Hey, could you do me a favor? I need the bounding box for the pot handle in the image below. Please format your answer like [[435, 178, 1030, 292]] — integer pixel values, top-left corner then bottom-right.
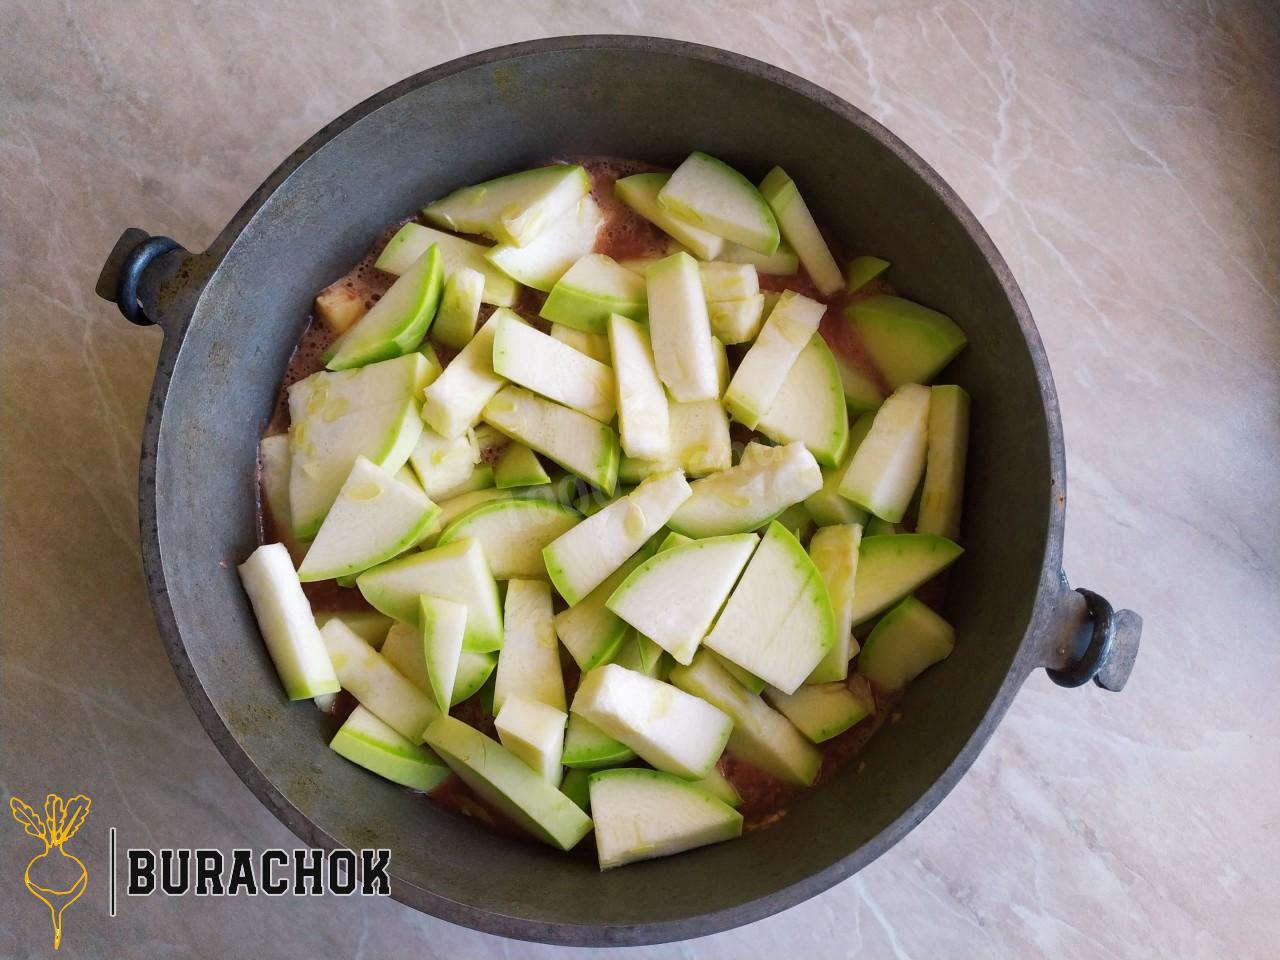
[[1041, 574, 1142, 691], [95, 227, 194, 329]]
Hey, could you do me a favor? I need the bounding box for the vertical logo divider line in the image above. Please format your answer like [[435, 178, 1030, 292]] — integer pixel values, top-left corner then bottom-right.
[[110, 827, 117, 917]]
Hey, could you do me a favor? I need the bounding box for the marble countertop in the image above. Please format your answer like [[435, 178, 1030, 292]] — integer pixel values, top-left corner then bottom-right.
[[2, 2, 1276, 957]]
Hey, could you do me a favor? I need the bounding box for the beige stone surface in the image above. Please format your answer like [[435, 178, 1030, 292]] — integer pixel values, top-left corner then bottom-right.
[[2, 2, 1277, 957]]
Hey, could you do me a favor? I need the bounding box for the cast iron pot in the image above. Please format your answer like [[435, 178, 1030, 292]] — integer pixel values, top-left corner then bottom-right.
[[95, 36, 1142, 946]]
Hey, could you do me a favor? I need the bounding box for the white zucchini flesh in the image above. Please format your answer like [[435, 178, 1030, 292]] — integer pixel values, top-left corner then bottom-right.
[[320, 619, 439, 740], [589, 767, 743, 870], [238, 543, 339, 700], [571, 664, 732, 780]]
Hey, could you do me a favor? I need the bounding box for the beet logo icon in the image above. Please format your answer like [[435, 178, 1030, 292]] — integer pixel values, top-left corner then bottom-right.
[[10, 794, 91, 950]]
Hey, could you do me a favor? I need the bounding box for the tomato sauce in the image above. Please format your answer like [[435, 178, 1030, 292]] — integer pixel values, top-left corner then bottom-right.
[[573, 155, 669, 261], [257, 156, 912, 840], [426, 775, 532, 841]]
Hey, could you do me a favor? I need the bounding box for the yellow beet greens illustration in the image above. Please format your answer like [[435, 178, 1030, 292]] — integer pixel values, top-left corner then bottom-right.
[[10, 793, 91, 950]]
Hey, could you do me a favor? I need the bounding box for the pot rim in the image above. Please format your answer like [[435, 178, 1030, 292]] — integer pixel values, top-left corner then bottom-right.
[[136, 35, 1067, 946]]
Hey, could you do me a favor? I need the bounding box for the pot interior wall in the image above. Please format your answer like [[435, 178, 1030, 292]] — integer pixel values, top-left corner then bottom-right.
[[154, 44, 1051, 932]]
